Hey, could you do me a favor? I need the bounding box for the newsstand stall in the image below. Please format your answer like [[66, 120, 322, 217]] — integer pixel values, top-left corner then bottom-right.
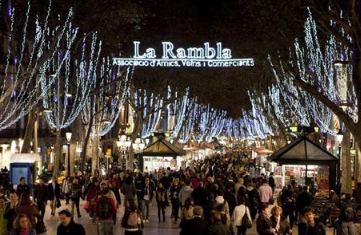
[[137, 136, 185, 172], [269, 136, 339, 193]]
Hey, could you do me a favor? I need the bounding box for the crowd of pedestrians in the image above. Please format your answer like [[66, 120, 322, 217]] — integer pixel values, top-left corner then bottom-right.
[[1, 152, 361, 235]]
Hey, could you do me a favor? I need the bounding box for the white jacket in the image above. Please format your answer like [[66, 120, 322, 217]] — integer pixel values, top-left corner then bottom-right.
[[232, 204, 252, 227]]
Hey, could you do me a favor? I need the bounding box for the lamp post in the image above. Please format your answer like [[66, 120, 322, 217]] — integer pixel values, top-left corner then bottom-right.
[[66, 132, 72, 176], [336, 129, 343, 188], [116, 135, 131, 169]]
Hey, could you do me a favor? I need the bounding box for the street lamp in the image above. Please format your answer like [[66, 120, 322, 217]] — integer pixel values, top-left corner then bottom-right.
[[66, 131, 72, 176], [117, 135, 132, 169], [336, 130, 344, 143]]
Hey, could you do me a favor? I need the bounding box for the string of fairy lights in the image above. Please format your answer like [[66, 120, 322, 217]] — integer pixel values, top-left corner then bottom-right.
[[1, 2, 359, 146], [42, 32, 101, 130], [0, 0, 77, 131]]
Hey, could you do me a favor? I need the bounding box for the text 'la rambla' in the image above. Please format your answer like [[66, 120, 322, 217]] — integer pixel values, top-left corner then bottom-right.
[[133, 41, 232, 59]]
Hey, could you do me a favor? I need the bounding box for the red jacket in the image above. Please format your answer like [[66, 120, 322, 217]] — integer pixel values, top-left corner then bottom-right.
[[94, 196, 117, 221]]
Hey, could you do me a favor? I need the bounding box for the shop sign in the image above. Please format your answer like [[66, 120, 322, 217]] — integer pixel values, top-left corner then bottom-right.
[[113, 41, 255, 68]]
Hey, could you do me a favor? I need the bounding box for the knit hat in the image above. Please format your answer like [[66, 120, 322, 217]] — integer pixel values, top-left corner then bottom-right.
[[193, 206, 204, 216]]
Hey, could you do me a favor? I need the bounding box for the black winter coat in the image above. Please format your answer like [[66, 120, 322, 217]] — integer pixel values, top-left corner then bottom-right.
[[180, 217, 208, 235], [48, 182, 61, 200], [208, 221, 228, 235], [34, 184, 48, 203], [298, 220, 326, 235], [256, 214, 274, 235], [57, 220, 86, 235]]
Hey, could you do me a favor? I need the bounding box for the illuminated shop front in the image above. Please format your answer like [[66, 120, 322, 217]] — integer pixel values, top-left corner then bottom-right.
[[137, 137, 185, 172], [269, 136, 339, 192]]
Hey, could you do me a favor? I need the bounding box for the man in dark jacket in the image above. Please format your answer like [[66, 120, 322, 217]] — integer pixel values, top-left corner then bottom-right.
[[159, 172, 171, 190], [192, 182, 208, 208], [48, 176, 61, 216], [296, 186, 312, 216], [16, 177, 30, 197], [180, 206, 208, 235], [269, 172, 276, 193], [298, 207, 326, 235], [223, 183, 236, 215], [134, 173, 144, 205], [34, 177, 49, 220], [281, 185, 296, 228], [4, 191, 18, 233], [57, 209, 86, 235]]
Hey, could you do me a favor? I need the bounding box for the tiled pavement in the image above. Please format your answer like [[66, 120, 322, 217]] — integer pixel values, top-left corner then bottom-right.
[[41, 197, 335, 235]]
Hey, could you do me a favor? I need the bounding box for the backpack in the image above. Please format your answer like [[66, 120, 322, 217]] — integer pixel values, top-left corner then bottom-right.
[[345, 206, 355, 222], [127, 211, 139, 228], [96, 196, 111, 220]]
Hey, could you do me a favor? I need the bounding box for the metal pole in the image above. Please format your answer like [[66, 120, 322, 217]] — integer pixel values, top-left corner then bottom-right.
[[67, 143, 70, 176]]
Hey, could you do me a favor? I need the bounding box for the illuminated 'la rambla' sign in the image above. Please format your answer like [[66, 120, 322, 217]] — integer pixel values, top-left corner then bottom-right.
[[112, 41, 254, 68]]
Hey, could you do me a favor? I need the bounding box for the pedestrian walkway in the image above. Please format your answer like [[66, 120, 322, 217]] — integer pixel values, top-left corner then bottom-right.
[[42, 198, 334, 235]]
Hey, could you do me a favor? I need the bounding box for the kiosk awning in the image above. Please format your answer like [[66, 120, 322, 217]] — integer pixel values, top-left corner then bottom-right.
[[269, 136, 338, 165], [141, 138, 186, 156], [10, 154, 41, 163]]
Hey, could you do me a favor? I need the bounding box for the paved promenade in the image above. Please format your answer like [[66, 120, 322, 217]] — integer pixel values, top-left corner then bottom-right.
[[41, 197, 334, 235]]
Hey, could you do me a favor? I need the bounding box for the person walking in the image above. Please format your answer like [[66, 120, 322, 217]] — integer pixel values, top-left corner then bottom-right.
[[339, 194, 356, 235], [69, 179, 82, 218], [62, 176, 71, 205], [208, 210, 229, 235], [48, 176, 61, 216], [256, 204, 276, 235], [192, 181, 208, 209], [15, 177, 29, 197], [269, 173, 276, 193], [121, 176, 136, 208], [134, 173, 144, 207], [34, 177, 48, 220], [9, 214, 36, 235], [169, 180, 181, 224], [180, 197, 194, 225], [94, 188, 117, 235], [121, 200, 143, 235], [15, 193, 40, 228], [280, 185, 296, 228], [84, 177, 99, 220], [179, 180, 193, 209], [140, 176, 154, 224], [232, 197, 252, 235], [0, 196, 8, 235], [246, 182, 260, 220], [180, 206, 208, 235], [155, 182, 168, 223], [296, 186, 312, 222], [258, 179, 273, 205], [4, 191, 19, 234], [270, 206, 292, 235], [57, 210, 86, 235]]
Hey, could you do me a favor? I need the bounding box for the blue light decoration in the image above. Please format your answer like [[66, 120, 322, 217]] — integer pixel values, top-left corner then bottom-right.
[[137, 89, 164, 138], [0, 0, 79, 132], [81, 59, 131, 137], [268, 8, 357, 136], [41, 30, 101, 130]]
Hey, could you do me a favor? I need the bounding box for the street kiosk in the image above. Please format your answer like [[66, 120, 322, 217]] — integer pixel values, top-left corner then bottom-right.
[[269, 136, 339, 192]]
